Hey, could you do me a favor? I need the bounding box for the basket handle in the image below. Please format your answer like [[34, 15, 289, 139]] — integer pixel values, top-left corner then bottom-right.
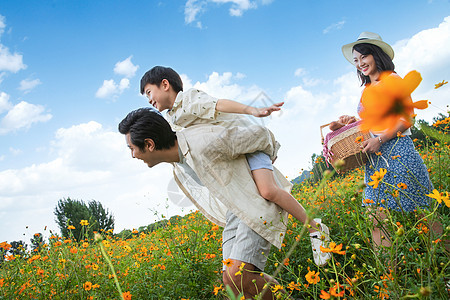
[[320, 123, 332, 144]]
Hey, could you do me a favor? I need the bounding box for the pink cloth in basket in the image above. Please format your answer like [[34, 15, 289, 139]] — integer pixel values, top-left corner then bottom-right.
[[322, 120, 362, 166]]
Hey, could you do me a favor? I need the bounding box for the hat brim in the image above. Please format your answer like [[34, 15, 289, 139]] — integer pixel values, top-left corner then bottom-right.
[[342, 39, 394, 65]]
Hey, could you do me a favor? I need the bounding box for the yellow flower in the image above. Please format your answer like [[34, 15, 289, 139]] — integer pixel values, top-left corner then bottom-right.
[[426, 189, 450, 207], [368, 168, 387, 189], [80, 220, 89, 226], [434, 80, 448, 89], [360, 71, 428, 134], [213, 284, 223, 295], [305, 268, 320, 284], [67, 225, 75, 230], [271, 284, 283, 293]]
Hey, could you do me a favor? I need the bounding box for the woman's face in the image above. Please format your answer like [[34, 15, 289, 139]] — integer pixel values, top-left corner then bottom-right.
[[352, 49, 380, 82]]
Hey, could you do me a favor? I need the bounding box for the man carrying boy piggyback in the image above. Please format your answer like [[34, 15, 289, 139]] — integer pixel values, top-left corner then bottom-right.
[[125, 66, 331, 298]]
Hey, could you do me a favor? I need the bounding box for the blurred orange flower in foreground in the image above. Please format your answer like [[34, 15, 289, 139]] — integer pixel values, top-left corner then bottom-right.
[[360, 71, 428, 134]]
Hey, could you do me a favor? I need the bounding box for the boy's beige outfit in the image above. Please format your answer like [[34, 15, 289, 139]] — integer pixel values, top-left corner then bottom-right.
[[169, 88, 291, 249]]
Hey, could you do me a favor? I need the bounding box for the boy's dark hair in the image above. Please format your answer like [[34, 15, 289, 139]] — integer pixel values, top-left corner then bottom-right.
[[353, 43, 395, 86], [118, 108, 177, 152], [140, 66, 183, 94]]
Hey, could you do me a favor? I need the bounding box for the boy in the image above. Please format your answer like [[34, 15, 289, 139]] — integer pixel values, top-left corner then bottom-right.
[[140, 66, 331, 266]]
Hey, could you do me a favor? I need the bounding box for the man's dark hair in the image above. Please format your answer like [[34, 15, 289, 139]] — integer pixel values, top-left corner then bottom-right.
[[140, 66, 183, 94], [353, 43, 395, 86], [118, 108, 177, 151]]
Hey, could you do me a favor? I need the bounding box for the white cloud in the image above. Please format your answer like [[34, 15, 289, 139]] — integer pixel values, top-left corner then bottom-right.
[[187, 71, 262, 102], [18, 78, 42, 93], [114, 56, 139, 78], [184, 0, 270, 25], [0, 14, 5, 36], [9, 147, 22, 156], [0, 91, 12, 114], [323, 20, 346, 34], [0, 44, 27, 73], [96, 57, 134, 99], [95, 78, 129, 99], [185, 0, 206, 27], [0, 121, 191, 243], [392, 16, 450, 122], [294, 68, 306, 77], [0, 101, 52, 135]]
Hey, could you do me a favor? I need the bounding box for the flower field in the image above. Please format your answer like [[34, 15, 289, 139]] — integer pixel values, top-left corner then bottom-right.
[[0, 117, 449, 299]]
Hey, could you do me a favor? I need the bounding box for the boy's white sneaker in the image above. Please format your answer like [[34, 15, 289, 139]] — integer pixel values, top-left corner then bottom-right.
[[309, 218, 331, 266]]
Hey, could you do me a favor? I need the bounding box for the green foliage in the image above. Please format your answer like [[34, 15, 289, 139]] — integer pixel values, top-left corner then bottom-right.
[[88, 200, 115, 234], [30, 233, 44, 252], [54, 197, 114, 241]]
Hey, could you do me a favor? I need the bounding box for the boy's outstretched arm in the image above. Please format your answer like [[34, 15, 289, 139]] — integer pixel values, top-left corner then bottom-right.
[[215, 99, 284, 117]]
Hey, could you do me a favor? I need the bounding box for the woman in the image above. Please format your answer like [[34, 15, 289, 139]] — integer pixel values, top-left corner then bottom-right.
[[338, 32, 434, 249]]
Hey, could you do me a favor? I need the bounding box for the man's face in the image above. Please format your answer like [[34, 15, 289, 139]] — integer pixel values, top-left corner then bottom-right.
[[125, 133, 158, 168], [143, 81, 173, 112]]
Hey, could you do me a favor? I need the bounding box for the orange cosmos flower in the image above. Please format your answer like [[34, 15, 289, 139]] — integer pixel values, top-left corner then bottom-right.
[[67, 225, 75, 230], [397, 183, 407, 190], [305, 268, 320, 284], [287, 281, 301, 291], [83, 281, 92, 291], [222, 258, 234, 267], [0, 242, 12, 250], [320, 242, 346, 255], [320, 290, 331, 299], [122, 291, 132, 300], [355, 136, 364, 143], [434, 80, 448, 89], [359, 71, 428, 134], [368, 168, 387, 189], [330, 283, 345, 297]]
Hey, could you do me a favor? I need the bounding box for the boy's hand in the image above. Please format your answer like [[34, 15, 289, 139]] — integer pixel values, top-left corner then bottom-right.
[[252, 102, 284, 117], [338, 115, 357, 125]]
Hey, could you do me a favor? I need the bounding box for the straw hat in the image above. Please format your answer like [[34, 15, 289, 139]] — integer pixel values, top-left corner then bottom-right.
[[342, 32, 394, 64]]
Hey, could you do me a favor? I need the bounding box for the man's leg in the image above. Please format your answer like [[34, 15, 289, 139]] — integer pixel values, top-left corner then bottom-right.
[[223, 259, 279, 300], [222, 211, 278, 299]]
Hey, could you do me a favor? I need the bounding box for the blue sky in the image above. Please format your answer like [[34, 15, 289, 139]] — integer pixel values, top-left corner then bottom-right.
[[0, 0, 449, 243]]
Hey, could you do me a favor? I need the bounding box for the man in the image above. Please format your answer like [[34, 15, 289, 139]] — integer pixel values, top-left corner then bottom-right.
[[119, 107, 293, 299]]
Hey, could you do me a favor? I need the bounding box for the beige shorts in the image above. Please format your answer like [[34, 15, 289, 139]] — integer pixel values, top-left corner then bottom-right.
[[222, 211, 271, 272]]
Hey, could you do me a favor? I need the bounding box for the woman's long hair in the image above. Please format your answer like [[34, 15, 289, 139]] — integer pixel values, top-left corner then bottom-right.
[[353, 43, 395, 86]]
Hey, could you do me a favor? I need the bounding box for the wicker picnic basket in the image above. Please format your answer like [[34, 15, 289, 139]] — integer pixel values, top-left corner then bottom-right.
[[320, 120, 371, 174]]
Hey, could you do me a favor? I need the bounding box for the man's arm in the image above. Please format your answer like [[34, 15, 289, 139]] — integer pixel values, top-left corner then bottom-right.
[[215, 99, 284, 117]]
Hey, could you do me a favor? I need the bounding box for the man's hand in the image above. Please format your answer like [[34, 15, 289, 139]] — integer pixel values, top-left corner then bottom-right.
[[251, 102, 284, 117]]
